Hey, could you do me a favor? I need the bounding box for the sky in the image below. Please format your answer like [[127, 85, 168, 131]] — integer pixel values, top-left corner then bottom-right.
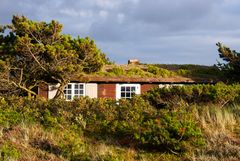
[[1, 0, 240, 65]]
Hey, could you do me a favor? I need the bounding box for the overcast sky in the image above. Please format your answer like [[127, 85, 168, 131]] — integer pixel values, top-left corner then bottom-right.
[[1, 0, 240, 65]]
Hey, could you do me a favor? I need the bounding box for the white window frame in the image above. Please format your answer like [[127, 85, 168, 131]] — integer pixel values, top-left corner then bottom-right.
[[64, 83, 85, 101], [48, 83, 60, 99], [116, 84, 141, 100], [159, 84, 183, 88]]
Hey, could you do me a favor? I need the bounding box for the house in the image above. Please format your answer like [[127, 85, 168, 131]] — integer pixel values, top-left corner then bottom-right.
[[38, 62, 219, 100]]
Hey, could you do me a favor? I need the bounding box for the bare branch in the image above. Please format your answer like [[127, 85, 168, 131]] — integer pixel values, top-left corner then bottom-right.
[[10, 81, 37, 96], [27, 28, 43, 44], [19, 68, 23, 84], [25, 43, 47, 72]]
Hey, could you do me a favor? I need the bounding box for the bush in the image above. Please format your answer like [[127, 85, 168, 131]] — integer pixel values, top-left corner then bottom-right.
[[144, 83, 240, 108], [134, 109, 205, 153], [72, 96, 205, 153], [176, 69, 191, 76], [0, 95, 205, 155], [108, 67, 126, 76], [0, 108, 22, 128], [127, 68, 150, 77], [147, 65, 175, 77], [0, 143, 20, 160]]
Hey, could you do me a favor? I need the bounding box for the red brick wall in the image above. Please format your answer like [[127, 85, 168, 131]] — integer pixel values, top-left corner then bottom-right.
[[98, 84, 116, 99], [141, 84, 158, 93], [38, 84, 48, 99], [37, 83, 157, 99]]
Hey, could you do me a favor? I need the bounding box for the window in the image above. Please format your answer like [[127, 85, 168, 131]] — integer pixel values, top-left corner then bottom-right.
[[64, 83, 85, 100], [116, 84, 140, 100], [159, 84, 183, 88]]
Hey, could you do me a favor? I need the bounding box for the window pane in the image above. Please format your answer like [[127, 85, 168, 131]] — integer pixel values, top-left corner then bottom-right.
[[126, 92, 130, 98], [119, 85, 138, 99], [131, 87, 136, 92], [80, 84, 84, 89], [80, 90, 84, 95], [75, 90, 78, 94], [68, 84, 71, 89], [67, 90, 71, 94], [75, 84, 78, 89], [67, 95, 71, 100]]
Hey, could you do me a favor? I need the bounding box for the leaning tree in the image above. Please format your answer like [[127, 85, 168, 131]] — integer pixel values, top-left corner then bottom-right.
[[0, 15, 109, 98], [216, 42, 240, 81]]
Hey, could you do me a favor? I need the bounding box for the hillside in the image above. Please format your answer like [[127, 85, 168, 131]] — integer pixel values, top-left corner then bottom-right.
[[1, 83, 240, 160]]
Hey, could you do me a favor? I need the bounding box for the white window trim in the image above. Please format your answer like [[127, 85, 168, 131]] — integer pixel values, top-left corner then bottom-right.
[[48, 83, 60, 99], [116, 84, 141, 100], [159, 84, 183, 88], [64, 83, 85, 101]]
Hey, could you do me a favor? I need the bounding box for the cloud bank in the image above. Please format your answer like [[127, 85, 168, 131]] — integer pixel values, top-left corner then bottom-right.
[[1, 0, 240, 65]]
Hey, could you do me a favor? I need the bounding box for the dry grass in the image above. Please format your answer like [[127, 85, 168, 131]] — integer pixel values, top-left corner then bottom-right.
[[192, 105, 240, 161], [0, 123, 65, 160], [0, 122, 180, 161]]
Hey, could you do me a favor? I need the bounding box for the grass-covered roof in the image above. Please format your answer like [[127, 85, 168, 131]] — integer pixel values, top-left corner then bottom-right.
[[72, 64, 223, 83]]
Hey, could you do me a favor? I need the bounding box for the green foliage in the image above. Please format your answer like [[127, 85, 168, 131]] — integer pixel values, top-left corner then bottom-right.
[[0, 109, 22, 128], [1, 82, 240, 159], [144, 83, 240, 108], [0, 95, 205, 156], [57, 130, 89, 160], [147, 65, 175, 77], [101, 66, 153, 77], [41, 109, 59, 129], [109, 66, 126, 76], [72, 96, 204, 154], [127, 68, 150, 76], [71, 36, 110, 73], [216, 42, 240, 81], [0, 82, 240, 160], [192, 66, 221, 77], [0, 143, 20, 160], [0, 60, 6, 72], [0, 15, 110, 98], [177, 65, 222, 78], [149, 64, 222, 79], [134, 109, 205, 153], [176, 69, 191, 76]]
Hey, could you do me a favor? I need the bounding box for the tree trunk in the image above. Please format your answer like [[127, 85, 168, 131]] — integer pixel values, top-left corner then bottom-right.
[[28, 92, 32, 99], [11, 81, 37, 98], [53, 81, 69, 99]]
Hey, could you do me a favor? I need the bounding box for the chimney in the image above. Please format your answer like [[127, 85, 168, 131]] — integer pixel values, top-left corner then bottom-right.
[[128, 59, 140, 65]]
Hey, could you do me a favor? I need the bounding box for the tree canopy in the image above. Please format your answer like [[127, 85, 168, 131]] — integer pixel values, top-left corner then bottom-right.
[[216, 42, 240, 81], [0, 15, 110, 98]]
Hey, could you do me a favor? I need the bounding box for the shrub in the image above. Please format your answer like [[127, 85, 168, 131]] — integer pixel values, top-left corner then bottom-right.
[[103, 97, 156, 139], [127, 68, 149, 77], [147, 65, 175, 77], [0, 143, 20, 160], [134, 109, 205, 153], [144, 83, 240, 108], [73, 96, 205, 154], [58, 130, 89, 160], [0, 95, 206, 156], [109, 67, 126, 76], [176, 69, 191, 76], [0, 108, 22, 128]]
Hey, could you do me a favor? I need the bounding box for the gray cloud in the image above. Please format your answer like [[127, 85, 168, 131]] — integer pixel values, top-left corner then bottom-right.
[[1, 0, 240, 65]]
